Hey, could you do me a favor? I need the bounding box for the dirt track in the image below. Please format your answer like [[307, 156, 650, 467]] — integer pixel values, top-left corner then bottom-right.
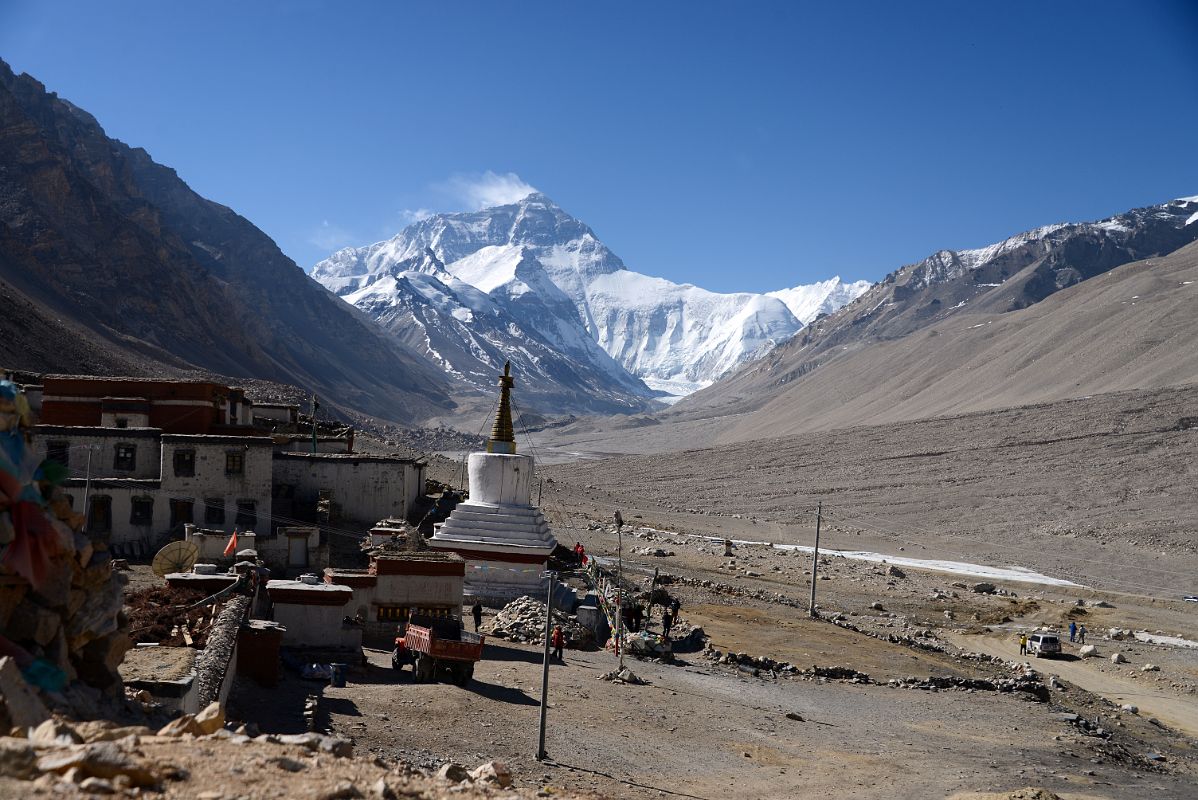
[[947, 632, 1198, 738]]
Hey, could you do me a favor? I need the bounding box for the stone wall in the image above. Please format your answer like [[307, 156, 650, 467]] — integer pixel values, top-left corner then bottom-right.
[[0, 380, 130, 731]]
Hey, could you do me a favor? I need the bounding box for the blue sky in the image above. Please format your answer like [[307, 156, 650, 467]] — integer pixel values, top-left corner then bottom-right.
[[2, 1, 1196, 292]]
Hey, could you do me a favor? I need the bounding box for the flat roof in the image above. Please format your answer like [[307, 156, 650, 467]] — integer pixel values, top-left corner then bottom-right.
[[36, 425, 162, 438], [161, 434, 273, 445], [273, 452, 420, 465]]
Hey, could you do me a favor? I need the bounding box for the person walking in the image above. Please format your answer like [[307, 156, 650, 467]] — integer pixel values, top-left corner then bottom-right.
[[1018, 633, 1027, 656], [1078, 624, 1087, 645], [551, 625, 565, 661], [1069, 621, 1077, 643], [471, 599, 483, 633], [661, 609, 674, 638]]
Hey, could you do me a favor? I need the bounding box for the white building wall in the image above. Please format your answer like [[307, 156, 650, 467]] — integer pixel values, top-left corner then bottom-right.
[[160, 436, 273, 537], [272, 455, 424, 525], [32, 428, 162, 480]]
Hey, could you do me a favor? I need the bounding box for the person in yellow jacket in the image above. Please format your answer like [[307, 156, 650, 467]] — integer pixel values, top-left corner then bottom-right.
[[1018, 633, 1028, 656]]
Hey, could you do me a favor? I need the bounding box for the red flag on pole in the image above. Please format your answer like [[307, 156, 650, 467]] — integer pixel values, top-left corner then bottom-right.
[[223, 527, 239, 557]]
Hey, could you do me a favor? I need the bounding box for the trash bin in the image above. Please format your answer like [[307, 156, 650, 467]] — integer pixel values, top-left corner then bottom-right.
[[329, 663, 347, 688], [237, 621, 286, 687]]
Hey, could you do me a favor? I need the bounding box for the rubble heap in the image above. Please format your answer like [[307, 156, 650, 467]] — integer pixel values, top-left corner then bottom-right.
[[482, 596, 593, 649], [0, 378, 130, 729], [0, 708, 576, 798]]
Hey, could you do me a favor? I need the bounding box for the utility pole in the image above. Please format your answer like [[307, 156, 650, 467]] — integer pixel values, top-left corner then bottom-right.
[[536, 570, 555, 761], [311, 393, 319, 454], [616, 511, 625, 669], [809, 502, 822, 618], [81, 446, 95, 534]]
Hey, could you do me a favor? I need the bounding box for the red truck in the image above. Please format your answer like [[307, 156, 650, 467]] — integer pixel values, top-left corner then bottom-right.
[[392, 614, 485, 685]]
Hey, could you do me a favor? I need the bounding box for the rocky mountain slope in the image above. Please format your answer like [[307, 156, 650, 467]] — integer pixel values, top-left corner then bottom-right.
[[312, 193, 869, 401], [670, 197, 1198, 441], [0, 59, 456, 423]]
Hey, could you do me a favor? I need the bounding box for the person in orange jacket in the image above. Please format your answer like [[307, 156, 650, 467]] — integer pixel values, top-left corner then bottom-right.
[[551, 625, 565, 661]]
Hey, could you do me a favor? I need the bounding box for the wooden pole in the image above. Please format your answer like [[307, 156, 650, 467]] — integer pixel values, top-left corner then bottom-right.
[[809, 502, 822, 618]]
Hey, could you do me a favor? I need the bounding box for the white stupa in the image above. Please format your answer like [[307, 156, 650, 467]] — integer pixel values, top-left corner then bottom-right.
[[430, 362, 557, 602]]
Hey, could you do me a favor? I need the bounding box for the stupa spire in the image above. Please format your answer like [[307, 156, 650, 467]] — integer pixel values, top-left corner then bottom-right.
[[486, 361, 516, 454]]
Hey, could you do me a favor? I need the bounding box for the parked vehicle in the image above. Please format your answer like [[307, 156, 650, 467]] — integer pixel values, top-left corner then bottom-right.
[[1027, 632, 1061, 658], [392, 614, 484, 685]]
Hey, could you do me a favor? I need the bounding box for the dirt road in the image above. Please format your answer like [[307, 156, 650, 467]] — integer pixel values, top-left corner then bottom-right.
[[947, 631, 1198, 739]]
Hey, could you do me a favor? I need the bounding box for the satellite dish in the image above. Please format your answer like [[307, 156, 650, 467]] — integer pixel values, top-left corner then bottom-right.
[[152, 540, 199, 578]]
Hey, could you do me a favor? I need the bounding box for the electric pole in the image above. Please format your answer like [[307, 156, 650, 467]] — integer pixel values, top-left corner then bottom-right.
[[809, 502, 822, 618], [614, 510, 624, 670], [81, 446, 94, 534], [311, 393, 319, 454], [536, 570, 555, 761]]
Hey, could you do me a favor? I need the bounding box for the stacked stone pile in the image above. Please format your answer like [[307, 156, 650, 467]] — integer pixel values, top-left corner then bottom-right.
[[0, 378, 130, 730], [0, 705, 558, 798], [482, 596, 593, 649]]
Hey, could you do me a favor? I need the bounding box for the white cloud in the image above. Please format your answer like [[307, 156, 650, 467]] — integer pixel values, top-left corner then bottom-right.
[[399, 207, 434, 225], [437, 171, 537, 211], [308, 220, 357, 252]]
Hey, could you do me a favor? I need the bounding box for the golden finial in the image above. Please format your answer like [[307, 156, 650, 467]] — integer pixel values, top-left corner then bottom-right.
[[487, 361, 516, 454]]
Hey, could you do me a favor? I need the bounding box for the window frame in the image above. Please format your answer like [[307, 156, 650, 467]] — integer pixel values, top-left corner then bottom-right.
[[225, 450, 245, 476], [173, 448, 196, 477], [130, 496, 154, 526], [234, 499, 257, 529], [113, 443, 136, 471], [204, 497, 226, 525]]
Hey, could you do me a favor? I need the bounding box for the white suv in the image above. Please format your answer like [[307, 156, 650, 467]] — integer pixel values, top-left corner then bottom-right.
[[1027, 632, 1061, 658]]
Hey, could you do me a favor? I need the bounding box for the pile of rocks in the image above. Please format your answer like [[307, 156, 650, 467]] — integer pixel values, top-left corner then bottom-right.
[[0, 705, 553, 798], [0, 379, 130, 730], [483, 596, 593, 649]]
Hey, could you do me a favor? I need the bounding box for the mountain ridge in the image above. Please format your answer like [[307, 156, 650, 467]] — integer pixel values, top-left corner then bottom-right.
[[0, 58, 457, 423], [312, 194, 870, 403], [667, 195, 1198, 439]]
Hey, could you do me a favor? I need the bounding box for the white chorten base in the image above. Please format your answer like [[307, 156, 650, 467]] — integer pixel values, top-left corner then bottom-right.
[[430, 452, 556, 604]]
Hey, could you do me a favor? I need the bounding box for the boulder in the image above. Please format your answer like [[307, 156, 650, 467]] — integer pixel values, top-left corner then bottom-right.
[[36, 742, 158, 786], [469, 760, 513, 788], [1141, 664, 1160, 672], [886, 565, 906, 579], [1110, 653, 1126, 664], [29, 719, 83, 747], [435, 762, 470, 782], [0, 656, 50, 729], [0, 737, 36, 778], [971, 583, 997, 594], [1078, 645, 1098, 658], [1121, 704, 1139, 714], [157, 715, 202, 737], [194, 702, 225, 735]]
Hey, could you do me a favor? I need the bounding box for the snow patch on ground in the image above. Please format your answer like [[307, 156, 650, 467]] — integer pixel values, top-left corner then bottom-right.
[[1132, 632, 1198, 649], [632, 527, 1081, 587]]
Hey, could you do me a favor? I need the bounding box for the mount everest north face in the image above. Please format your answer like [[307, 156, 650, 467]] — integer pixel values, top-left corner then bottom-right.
[[311, 193, 869, 411]]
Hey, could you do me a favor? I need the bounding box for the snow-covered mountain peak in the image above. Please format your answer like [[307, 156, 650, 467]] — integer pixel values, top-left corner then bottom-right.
[[312, 196, 869, 405], [767, 276, 872, 324]]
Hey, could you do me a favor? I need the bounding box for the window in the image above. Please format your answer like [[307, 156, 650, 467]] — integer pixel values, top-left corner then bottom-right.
[[169, 499, 194, 530], [88, 495, 112, 534], [225, 451, 244, 476], [204, 498, 225, 525], [47, 441, 70, 468], [173, 449, 196, 477], [115, 418, 129, 429], [235, 500, 257, 529], [130, 496, 154, 525], [114, 444, 136, 471]]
